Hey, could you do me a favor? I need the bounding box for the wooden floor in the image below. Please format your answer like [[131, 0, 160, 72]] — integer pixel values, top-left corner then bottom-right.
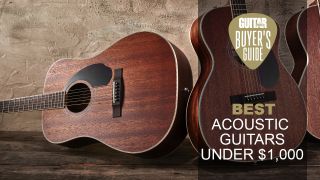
[[0, 131, 319, 180]]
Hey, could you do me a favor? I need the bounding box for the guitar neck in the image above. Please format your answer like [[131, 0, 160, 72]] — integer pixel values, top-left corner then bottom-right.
[[230, 0, 248, 17], [0, 92, 65, 113]]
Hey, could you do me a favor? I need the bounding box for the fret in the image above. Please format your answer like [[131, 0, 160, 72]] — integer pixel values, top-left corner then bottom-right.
[[30, 96, 34, 111], [1, 101, 4, 113], [11, 99, 15, 112], [34, 96, 37, 111], [44, 94, 48, 109], [54, 93, 58, 108], [56, 93, 59, 108], [2, 101, 8, 113], [31, 96, 35, 111], [22, 97, 25, 112], [230, 0, 248, 17], [60, 92, 64, 108], [27, 97, 30, 111], [62, 92, 65, 108], [36, 95, 40, 110], [16, 98, 20, 112], [38, 96, 43, 110], [43, 95, 47, 109], [18, 98, 22, 112], [58, 92, 61, 108], [32, 96, 35, 110], [53, 93, 56, 109], [57, 93, 60, 108], [56, 92, 59, 108], [36, 96, 39, 110], [8, 99, 11, 113], [49, 94, 52, 109], [55, 93, 58, 108], [1, 101, 5, 113], [0, 101, 3, 114], [13, 99, 17, 112], [15, 98, 18, 112], [44, 95, 47, 109], [38, 95, 41, 110], [17, 98, 21, 112], [40, 95, 44, 110], [13, 99, 16, 112], [47, 94, 50, 109], [48, 94, 52, 109], [36, 95, 39, 110], [18, 98, 21, 112], [38, 95, 42, 110]]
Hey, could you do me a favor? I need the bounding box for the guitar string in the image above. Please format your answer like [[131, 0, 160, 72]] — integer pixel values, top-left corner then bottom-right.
[[1, 95, 114, 113], [1, 93, 113, 111], [8, 92, 111, 105], [240, 0, 251, 95], [0, 85, 111, 103], [4, 91, 162, 113], [0, 83, 118, 112], [245, 0, 262, 93], [242, 0, 258, 94], [232, 0, 249, 95], [3, 100, 111, 113], [0, 92, 78, 112], [240, 0, 255, 95], [236, 0, 252, 95], [1, 93, 63, 111], [239, 0, 262, 94], [236, 1, 250, 121], [0, 87, 110, 108]]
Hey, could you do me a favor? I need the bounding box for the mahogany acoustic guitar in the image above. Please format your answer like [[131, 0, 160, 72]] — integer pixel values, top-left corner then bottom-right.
[[187, 0, 307, 161], [286, 0, 320, 139], [0, 32, 193, 157]]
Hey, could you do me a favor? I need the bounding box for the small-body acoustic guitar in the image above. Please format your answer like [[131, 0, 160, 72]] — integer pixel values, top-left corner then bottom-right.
[[187, 0, 307, 161], [286, 0, 320, 139]]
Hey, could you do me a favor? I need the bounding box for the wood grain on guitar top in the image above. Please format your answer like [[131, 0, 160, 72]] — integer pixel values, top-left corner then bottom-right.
[[42, 32, 193, 157], [188, 7, 307, 160]]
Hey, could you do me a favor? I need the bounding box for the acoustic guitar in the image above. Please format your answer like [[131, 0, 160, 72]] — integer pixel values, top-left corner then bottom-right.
[[187, 0, 307, 161], [286, 0, 320, 139], [0, 32, 193, 157]]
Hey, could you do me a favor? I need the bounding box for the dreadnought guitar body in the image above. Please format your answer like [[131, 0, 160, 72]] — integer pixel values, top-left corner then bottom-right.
[[286, 1, 320, 139], [0, 32, 193, 157], [187, 1, 307, 162]]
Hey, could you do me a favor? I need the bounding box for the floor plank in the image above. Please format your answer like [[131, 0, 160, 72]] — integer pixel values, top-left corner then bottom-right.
[[0, 131, 319, 179]]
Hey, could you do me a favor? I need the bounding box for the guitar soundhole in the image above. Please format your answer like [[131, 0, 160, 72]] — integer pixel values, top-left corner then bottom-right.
[[66, 83, 91, 113]]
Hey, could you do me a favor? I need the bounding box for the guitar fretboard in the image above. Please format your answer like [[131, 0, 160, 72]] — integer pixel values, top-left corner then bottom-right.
[[0, 92, 65, 113], [230, 0, 248, 17]]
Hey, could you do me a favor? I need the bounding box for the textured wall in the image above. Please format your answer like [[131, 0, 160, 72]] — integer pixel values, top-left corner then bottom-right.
[[0, 0, 307, 131]]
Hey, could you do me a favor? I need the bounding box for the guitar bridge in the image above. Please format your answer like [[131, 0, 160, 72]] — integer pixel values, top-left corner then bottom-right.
[[112, 68, 123, 118], [230, 91, 276, 104]]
